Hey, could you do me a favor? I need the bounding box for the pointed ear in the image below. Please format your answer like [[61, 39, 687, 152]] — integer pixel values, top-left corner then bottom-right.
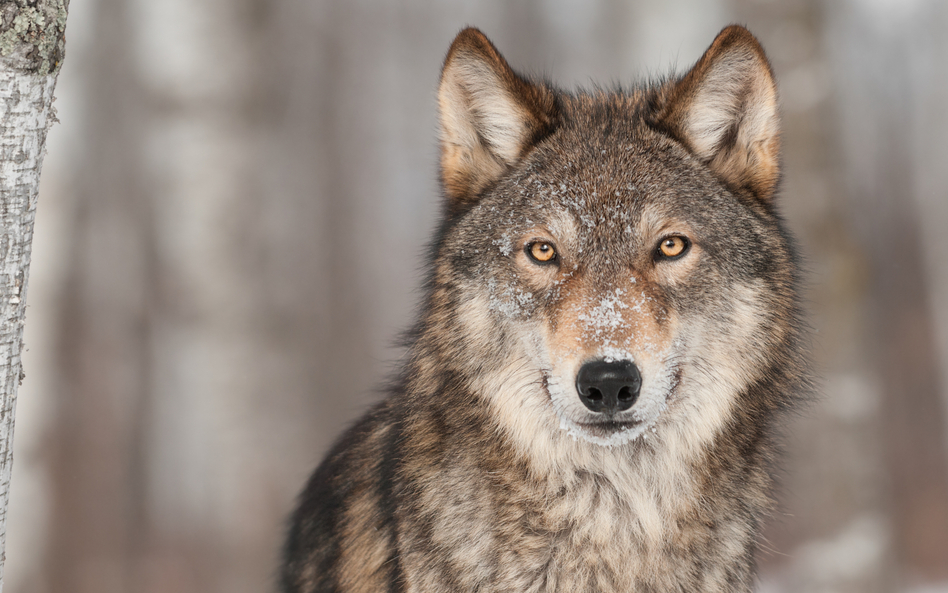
[[656, 26, 781, 202], [438, 28, 559, 211]]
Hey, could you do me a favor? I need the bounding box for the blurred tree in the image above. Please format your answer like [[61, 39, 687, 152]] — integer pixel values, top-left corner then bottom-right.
[[825, 1, 948, 584]]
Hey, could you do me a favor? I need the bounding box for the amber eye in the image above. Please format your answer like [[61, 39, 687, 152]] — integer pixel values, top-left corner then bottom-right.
[[527, 241, 557, 264], [657, 236, 690, 260]]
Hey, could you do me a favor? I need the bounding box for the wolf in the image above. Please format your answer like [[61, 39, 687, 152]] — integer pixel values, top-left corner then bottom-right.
[[281, 24, 808, 593]]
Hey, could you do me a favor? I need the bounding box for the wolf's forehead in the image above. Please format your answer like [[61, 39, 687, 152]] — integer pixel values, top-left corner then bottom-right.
[[528, 125, 682, 191], [508, 156, 664, 229]]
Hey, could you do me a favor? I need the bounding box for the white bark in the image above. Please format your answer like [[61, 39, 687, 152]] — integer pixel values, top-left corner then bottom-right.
[[0, 1, 67, 587]]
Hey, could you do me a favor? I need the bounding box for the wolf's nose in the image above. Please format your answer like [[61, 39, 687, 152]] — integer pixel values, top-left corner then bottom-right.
[[575, 359, 642, 414]]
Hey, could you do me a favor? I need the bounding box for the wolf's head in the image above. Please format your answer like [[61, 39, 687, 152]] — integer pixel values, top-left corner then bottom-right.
[[419, 27, 801, 462]]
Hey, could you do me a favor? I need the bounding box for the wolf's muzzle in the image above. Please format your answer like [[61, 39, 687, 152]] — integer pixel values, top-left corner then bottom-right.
[[575, 359, 642, 415]]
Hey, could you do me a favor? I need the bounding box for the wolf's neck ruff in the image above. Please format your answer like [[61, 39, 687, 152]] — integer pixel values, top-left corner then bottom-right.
[[282, 25, 807, 593]]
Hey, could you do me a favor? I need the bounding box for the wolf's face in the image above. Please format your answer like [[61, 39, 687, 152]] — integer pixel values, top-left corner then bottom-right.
[[431, 29, 793, 453]]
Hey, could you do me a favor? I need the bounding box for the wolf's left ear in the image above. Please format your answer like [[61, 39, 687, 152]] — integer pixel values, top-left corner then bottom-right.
[[656, 26, 780, 202], [438, 28, 559, 212]]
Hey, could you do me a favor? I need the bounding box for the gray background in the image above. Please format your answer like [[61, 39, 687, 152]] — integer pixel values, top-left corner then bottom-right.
[[7, 0, 948, 591]]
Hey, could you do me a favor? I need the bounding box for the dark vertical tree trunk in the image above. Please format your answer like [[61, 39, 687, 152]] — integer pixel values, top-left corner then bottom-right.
[[43, 0, 153, 589]]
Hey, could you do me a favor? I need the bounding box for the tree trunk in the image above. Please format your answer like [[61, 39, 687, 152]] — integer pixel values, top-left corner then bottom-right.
[[0, 0, 67, 587]]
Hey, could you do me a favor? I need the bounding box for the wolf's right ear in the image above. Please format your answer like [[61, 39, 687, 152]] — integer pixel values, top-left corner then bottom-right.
[[438, 28, 559, 212]]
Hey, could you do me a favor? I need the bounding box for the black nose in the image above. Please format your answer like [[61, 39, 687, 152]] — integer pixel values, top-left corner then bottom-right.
[[575, 359, 642, 414]]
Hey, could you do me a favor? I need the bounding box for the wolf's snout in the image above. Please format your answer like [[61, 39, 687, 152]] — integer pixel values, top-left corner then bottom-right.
[[575, 360, 642, 414]]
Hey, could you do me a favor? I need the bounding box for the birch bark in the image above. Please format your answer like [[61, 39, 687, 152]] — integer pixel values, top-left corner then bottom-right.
[[0, 0, 67, 588]]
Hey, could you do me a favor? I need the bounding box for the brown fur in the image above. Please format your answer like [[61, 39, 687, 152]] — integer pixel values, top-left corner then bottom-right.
[[281, 25, 808, 593]]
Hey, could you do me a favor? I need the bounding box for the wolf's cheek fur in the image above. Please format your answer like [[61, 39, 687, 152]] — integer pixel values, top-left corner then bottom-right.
[[666, 280, 774, 455], [455, 292, 564, 443]]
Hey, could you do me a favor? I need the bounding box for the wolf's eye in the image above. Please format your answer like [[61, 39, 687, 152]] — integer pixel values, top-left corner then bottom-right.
[[527, 241, 557, 264], [657, 236, 690, 260]]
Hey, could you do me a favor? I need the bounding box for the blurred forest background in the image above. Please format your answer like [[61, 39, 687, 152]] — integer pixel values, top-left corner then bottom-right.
[[6, 0, 948, 591]]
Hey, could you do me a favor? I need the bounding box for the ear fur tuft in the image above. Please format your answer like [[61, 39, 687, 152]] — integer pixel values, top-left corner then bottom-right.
[[657, 25, 781, 202], [438, 28, 559, 212]]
